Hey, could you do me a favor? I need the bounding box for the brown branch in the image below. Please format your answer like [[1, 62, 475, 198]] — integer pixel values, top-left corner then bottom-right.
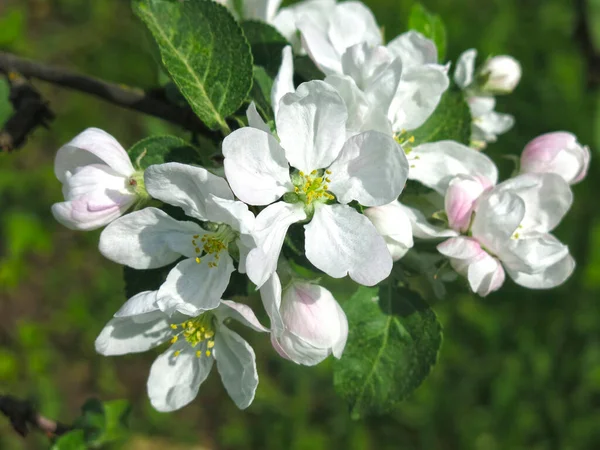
[[0, 51, 220, 140], [0, 394, 71, 438]]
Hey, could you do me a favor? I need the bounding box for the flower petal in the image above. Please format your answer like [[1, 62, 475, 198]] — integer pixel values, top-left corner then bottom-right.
[[277, 80, 348, 172], [444, 175, 488, 232], [467, 253, 505, 297], [223, 127, 293, 206], [497, 232, 569, 275], [506, 253, 575, 289], [95, 315, 170, 356], [401, 204, 458, 239], [305, 204, 392, 285], [214, 325, 259, 409], [147, 344, 213, 412], [246, 202, 306, 287], [453, 49, 477, 89], [275, 330, 330, 366], [157, 254, 234, 315], [328, 131, 408, 206], [364, 201, 414, 261], [145, 163, 233, 221], [205, 195, 255, 236], [259, 273, 285, 334], [298, 16, 343, 74], [114, 290, 160, 318], [271, 46, 295, 118], [409, 141, 499, 194], [327, 1, 381, 55], [99, 207, 203, 269], [246, 102, 271, 134], [386, 31, 438, 68], [55, 128, 134, 181], [215, 300, 269, 333]]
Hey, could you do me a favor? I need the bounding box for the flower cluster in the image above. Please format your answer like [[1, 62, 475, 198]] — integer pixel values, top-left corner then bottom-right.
[[51, 0, 590, 412]]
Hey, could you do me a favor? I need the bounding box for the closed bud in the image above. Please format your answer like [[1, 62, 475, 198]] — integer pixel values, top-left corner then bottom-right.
[[479, 55, 522, 94], [445, 175, 491, 233]]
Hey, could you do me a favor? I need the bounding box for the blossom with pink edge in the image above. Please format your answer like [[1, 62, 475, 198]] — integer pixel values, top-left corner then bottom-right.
[[259, 274, 348, 366], [520, 131, 591, 185], [51, 128, 145, 230]]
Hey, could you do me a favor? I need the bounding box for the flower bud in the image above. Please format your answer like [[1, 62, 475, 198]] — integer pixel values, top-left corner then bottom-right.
[[520, 132, 591, 185], [51, 128, 141, 230], [445, 175, 491, 232], [260, 274, 348, 366], [479, 55, 521, 94]]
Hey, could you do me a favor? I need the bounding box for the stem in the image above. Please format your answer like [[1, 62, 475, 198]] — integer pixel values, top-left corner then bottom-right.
[[0, 394, 71, 438], [0, 51, 220, 138]]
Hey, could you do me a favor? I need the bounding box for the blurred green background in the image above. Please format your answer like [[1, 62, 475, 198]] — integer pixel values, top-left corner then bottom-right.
[[1, 0, 600, 448]]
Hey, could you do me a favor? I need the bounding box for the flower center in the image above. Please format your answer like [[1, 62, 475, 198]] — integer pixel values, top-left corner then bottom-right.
[[169, 314, 216, 358], [127, 170, 150, 200], [291, 169, 335, 205], [191, 224, 237, 268]]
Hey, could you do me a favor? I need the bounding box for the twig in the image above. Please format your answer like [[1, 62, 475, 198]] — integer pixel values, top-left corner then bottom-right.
[[0, 51, 220, 138], [573, 0, 600, 88], [0, 394, 71, 438]]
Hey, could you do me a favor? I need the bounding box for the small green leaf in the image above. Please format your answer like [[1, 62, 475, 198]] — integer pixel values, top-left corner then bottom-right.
[[101, 400, 132, 442], [133, 0, 253, 132], [407, 3, 447, 61], [241, 21, 288, 77], [73, 398, 131, 446], [51, 430, 87, 450], [411, 90, 471, 146], [250, 65, 274, 119], [334, 284, 442, 418], [127, 135, 202, 169]]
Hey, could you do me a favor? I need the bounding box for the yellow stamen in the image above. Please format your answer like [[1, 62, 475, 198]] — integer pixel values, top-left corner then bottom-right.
[[205, 350, 211, 357]]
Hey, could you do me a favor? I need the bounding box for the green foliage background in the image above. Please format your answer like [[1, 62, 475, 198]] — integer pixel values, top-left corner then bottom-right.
[[1, 0, 600, 448]]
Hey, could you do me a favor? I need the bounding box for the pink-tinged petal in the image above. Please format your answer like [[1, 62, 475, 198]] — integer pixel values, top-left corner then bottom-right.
[[467, 254, 505, 296], [364, 201, 414, 261], [246, 202, 307, 288], [305, 204, 392, 286], [223, 127, 293, 206], [506, 253, 575, 289], [216, 300, 269, 333], [453, 49, 477, 89], [277, 80, 348, 173], [445, 175, 488, 232], [408, 141, 498, 195], [55, 128, 134, 180], [271, 46, 295, 118], [328, 131, 408, 206], [386, 31, 438, 68], [145, 162, 233, 221], [274, 329, 330, 366]]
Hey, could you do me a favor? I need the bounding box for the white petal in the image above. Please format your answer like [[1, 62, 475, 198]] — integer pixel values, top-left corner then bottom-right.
[[246, 102, 270, 134], [157, 255, 234, 315], [298, 16, 343, 74], [401, 204, 458, 239], [277, 80, 348, 172], [242, 0, 283, 21], [476, 111, 515, 137], [328, 131, 408, 206], [274, 330, 330, 366], [144, 163, 233, 221], [305, 204, 392, 285], [99, 207, 204, 269], [389, 64, 449, 131], [223, 127, 293, 206], [497, 232, 569, 275], [147, 344, 213, 412], [214, 326, 259, 409], [205, 195, 255, 236], [215, 300, 269, 333], [328, 1, 382, 55], [95, 315, 170, 356], [492, 173, 573, 233], [387, 31, 438, 68], [271, 46, 295, 118], [507, 253, 575, 289], [55, 128, 134, 181], [467, 253, 506, 296], [246, 202, 306, 287], [409, 141, 499, 194], [364, 201, 414, 261], [114, 290, 160, 318], [453, 49, 477, 89], [259, 273, 285, 334]]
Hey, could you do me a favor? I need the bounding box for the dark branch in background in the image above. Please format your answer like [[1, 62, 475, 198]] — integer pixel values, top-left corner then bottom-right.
[[0, 51, 221, 151], [574, 0, 600, 89], [0, 394, 71, 438]]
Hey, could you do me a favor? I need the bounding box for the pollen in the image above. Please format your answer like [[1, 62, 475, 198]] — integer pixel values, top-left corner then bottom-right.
[[291, 169, 335, 205], [168, 314, 216, 358], [189, 225, 237, 269]]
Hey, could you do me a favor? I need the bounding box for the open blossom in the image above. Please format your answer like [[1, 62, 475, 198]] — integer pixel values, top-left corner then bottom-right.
[[437, 173, 575, 296], [95, 291, 267, 411], [223, 80, 408, 288], [520, 131, 591, 184], [260, 274, 347, 366], [99, 163, 255, 315], [52, 128, 145, 230]]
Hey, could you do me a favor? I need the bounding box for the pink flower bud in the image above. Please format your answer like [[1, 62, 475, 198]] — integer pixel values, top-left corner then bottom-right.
[[520, 131, 591, 184], [480, 55, 522, 94], [444, 175, 490, 232]]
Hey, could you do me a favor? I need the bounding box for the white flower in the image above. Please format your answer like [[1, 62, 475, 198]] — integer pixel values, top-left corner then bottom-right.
[[479, 55, 522, 94], [52, 128, 144, 230], [259, 273, 347, 366], [99, 162, 255, 315], [520, 131, 591, 185], [438, 173, 575, 296], [223, 80, 408, 287], [95, 291, 267, 411]]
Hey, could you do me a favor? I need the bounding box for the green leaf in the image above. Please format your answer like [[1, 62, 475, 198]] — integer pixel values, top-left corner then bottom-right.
[[407, 3, 447, 61], [127, 135, 202, 169], [133, 0, 253, 132], [250, 65, 274, 119], [51, 430, 87, 450], [334, 284, 442, 418], [241, 21, 288, 77], [73, 398, 131, 446], [411, 90, 471, 146], [0, 8, 25, 46]]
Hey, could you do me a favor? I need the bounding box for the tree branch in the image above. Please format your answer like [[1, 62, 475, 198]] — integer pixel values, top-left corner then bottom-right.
[[0, 51, 220, 140], [574, 0, 600, 88], [0, 394, 71, 438]]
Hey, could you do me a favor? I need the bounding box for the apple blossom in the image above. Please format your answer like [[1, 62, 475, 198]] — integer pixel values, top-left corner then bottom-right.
[[99, 162, 255, 315], [520, 131, 591, 184], [259, 273, 347, 366], [223, 80, 408, 288], [52, 128, 146, 231], [95, 290, 267, 411], [479, 55, 522, 94]]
